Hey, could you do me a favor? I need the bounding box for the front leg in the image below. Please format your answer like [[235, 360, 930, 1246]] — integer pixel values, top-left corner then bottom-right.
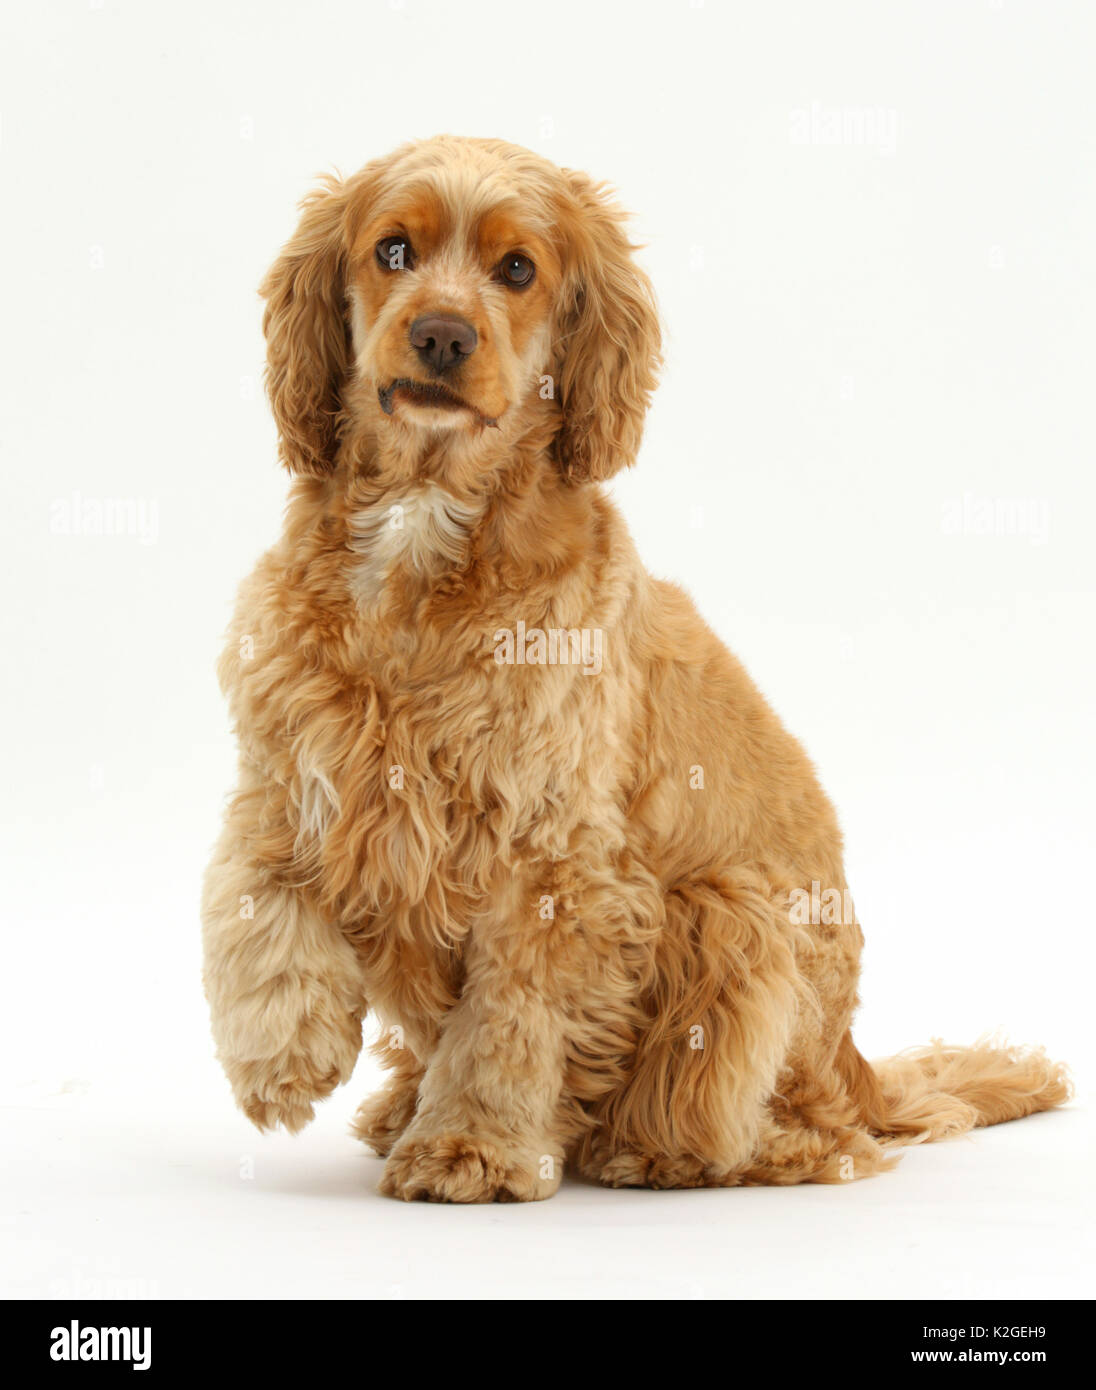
[[378, 930, 566, 1202], [378, 864, 657, 1203], [201, 784, 366, 1132]]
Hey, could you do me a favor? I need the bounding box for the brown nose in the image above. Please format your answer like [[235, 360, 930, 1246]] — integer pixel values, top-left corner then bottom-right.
[[409, 314, 478, 375]]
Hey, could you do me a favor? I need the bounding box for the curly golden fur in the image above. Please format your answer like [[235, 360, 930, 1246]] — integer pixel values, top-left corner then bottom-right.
[[201, 135, 1070, 1201]]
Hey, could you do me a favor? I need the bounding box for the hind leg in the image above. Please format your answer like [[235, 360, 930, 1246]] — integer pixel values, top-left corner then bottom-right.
[[589, 1058, 897, 1188], [735, 1112, 896, 1185], [578, 874, 803, 1189], [588, 1107, 895, 1188], [352, 1046, 425, 1158], [735, 1046, 898, 1185]]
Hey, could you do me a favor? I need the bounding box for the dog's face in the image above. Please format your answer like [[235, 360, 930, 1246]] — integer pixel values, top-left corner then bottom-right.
[[351, 153, 560, 434], [260, 136, 660, 483]]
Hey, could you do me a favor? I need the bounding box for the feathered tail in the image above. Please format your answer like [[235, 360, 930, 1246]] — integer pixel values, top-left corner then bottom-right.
[[866, 1035, 1072, 1144]]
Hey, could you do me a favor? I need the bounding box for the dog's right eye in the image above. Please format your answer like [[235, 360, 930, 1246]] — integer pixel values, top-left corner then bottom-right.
[[376, 236, 414, 272]]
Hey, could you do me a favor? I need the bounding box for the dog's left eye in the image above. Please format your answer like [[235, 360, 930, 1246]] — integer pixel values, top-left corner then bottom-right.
[[376, 236, 414, 271], [497, 253, 535, 288]]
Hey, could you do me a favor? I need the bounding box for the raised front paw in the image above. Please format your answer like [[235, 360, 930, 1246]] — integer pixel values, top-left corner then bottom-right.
[[379, 1133, 561, 1203], [229, 1056, 344, 1134], [224, 1009, 363, 1134]]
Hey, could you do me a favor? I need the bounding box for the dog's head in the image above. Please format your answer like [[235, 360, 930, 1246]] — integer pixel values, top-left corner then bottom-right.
[[260, 136, 661, 484]]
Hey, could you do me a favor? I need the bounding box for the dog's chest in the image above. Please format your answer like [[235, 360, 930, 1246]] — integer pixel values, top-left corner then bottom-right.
[[239, 493, 623, 923], [285, 614, 597, 924], [291, 649, 583, 925]]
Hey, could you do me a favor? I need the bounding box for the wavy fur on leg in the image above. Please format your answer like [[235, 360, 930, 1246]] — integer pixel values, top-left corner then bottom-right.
[[726, 1035, 1072, 1186], [201, 781, 366, 1132], [579, 873, 807, 1186], [351, 1047, 424, 1157]]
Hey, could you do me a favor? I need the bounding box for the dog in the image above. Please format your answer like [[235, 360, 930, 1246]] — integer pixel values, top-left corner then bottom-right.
[[201, 135, 1069, 1201]]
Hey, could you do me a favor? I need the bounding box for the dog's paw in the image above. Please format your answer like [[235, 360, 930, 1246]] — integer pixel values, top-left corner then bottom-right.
[[379, 1133, 560, 1203], [238, 1077, 330, 1135], [594, 1150, 715, 1190], [352, 1079, 421, 1158], [226, 1031, 360, 1135]]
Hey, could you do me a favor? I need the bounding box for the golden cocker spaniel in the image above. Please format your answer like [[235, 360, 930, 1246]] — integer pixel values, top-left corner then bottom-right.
[[202, 136, 1069, 1201]]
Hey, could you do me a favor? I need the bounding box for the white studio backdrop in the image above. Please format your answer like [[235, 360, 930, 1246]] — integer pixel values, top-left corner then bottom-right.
[[1, 1, 1093, 1299]]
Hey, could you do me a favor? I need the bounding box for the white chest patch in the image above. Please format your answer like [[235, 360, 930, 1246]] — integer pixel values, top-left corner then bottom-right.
[[347, 484, 483, 605]]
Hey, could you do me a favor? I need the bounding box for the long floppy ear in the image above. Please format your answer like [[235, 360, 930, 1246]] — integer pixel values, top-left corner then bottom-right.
[[259, 176, 352, 477], [552, 171, 662, 483]]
